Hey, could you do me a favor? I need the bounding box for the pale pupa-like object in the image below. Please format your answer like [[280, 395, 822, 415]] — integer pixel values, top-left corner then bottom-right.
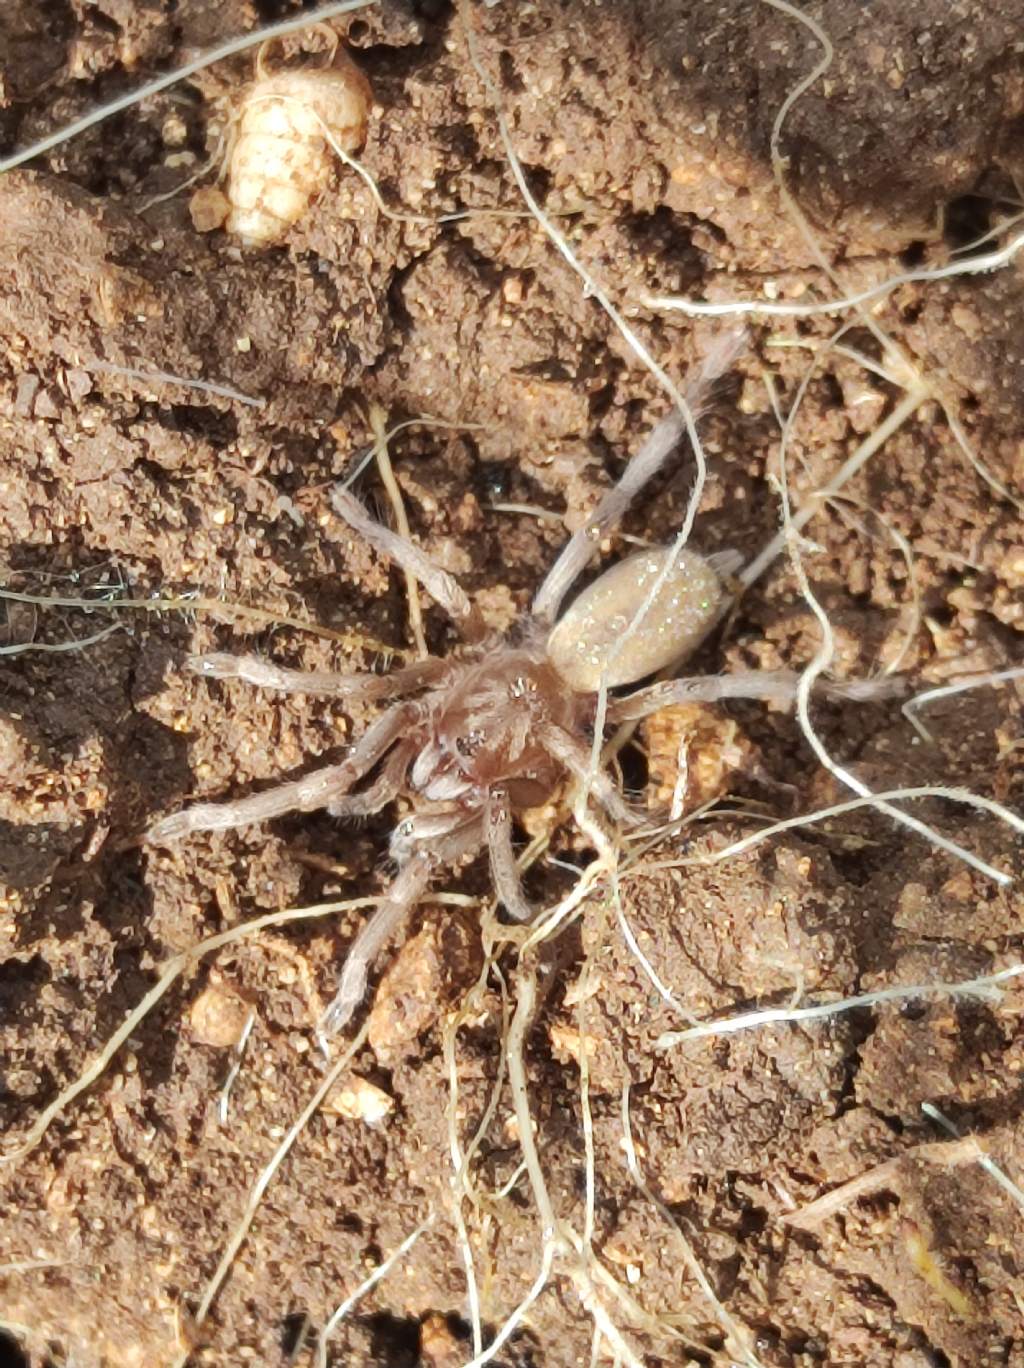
[[225, 49, 371, 246], [546, 546, 739, 691]]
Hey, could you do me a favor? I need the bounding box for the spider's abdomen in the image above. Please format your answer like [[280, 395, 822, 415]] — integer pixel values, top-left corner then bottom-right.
[[546, 546, 728, 691]]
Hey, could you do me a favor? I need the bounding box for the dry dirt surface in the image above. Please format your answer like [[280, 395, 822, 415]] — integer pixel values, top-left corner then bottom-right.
[[2, 1, 1024, 1366]]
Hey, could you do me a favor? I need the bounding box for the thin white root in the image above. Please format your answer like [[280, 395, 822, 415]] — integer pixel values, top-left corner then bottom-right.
[[459, 1248, 558, 1368], [922, 1103, 1024, 1215], [793, 645, 1015, 886], [643, 228, 1024, 319], [806, 488, 922, 677], [458, 3, 706, 422], [903, 666, 1024, 742], [0, 622, 121, 657], [462, 958, 559, 1368], [655, 963, 1024, 1050], [442, 942, 509, 1358], [621, 1083, 765, 1368], [314, 1214, 435, 1368], [757, 227, 1012, 890], [217, 1009, 256, 1125], [785, 1100, 1024, 1232], [467, 949, 653, 1368], [941, 399, 1024, 514], [317, 103, 582, 227], [84, 360, 264, 409], [0, 896, 380, 1164], [170, 1022, 371, 1368], [610, 870, 697, 1026], [369, 404, 428, 659], [0, 585, 402, 656], [576, 902, 603, 1254], [135, 127, 229, 214], [522, 852, 611, 947], [337, 415, 486, 493], [739, 384, 928, 590], [686, 785, 1022, 885]]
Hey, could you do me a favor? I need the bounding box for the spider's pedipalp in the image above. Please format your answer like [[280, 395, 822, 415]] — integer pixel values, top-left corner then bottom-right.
[[327, 742, 415, 819], [389, 807, 470, 866]]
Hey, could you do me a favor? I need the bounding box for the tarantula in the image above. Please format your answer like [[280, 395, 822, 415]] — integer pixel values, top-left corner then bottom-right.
[[148, 345, 802, 1036]]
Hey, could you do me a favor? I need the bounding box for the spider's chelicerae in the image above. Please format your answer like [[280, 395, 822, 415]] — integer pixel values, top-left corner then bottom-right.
[[148, 343, 808, 1036]]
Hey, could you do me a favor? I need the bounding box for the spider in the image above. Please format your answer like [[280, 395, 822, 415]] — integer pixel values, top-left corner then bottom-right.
[[147, 342, 808, 1037]]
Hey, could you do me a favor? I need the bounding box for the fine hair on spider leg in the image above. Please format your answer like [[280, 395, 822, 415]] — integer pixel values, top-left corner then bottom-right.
[[323, 811, 484, 1038], [188, 650, 445, 700]]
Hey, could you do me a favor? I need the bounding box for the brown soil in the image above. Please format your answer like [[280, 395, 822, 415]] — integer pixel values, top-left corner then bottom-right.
[[2, 2, 1023, 1366]]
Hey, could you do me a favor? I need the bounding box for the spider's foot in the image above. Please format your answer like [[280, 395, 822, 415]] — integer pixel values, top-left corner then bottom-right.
[[187, 652, 242, 679], [317, 960, 368, 1046], [146, 804, 223, 843]]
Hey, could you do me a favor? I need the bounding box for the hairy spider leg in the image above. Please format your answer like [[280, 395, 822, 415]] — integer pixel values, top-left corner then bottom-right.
[[607, 669, 808, 723], [536, 720, 641, 829], [485, 787, 533, 922], [532, 329, 746, 623], [320, 812, 485, 1038], [147, 699, 422, 842], [326, 740, 417, 818], [187, 651, 447, 701], [606, 669, 902, 724], [320, 852, 433, 1040], [332, 487, 487, 643]]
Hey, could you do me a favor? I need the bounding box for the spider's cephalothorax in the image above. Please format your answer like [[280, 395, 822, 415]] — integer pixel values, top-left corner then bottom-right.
[[148, 338, 801, 1035], [414, 645, 579, 810]]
